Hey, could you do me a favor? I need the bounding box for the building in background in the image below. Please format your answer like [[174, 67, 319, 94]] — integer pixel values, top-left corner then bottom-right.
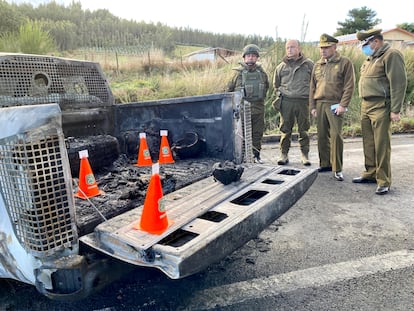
[[185, 47, 237, 62], [337, 28, 414, 49]]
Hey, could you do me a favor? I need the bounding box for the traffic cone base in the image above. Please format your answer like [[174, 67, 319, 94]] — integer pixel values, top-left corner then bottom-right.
[[158, 130, 175, 164], [75, 150, 104, 199], [133, 164, 171, 235], [135, 132, 153, 166], [75, 185, 104, 199], [134, 214, 173, 235]]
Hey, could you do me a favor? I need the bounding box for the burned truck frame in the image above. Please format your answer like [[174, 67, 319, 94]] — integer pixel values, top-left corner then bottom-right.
[[0, 53, 317, 300]]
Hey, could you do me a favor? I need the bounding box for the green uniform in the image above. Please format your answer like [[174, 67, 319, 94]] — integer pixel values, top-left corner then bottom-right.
[[358, 42, 407, 187], [274, 53, 314, 155], [226, 62, 269, 158], [309, 51, 355, 172]]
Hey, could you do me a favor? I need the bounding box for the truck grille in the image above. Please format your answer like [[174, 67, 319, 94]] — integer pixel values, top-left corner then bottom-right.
[[0, 130, 77, 257]]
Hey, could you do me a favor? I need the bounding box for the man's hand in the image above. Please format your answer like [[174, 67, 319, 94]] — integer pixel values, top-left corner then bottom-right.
[[335, 105, 346, 115], [311, 108, 317, 118], [390, 112, 400, 122]]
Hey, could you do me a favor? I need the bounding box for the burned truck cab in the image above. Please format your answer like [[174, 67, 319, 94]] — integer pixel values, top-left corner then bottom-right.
[[0, 53, 317, 300]]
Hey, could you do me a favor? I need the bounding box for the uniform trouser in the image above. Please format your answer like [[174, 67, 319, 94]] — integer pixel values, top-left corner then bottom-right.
[[251, 111, 265, 157], [316, 102, 344, 172], [243, 101, 265, 158], [279, 97, 310, 155], [360, 99, 392, 187]]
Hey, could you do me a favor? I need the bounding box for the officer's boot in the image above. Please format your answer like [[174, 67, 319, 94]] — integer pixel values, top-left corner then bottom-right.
[[253, 150, 264, 164], [301, 152, 311, 166], [277, 153, 289, 165]]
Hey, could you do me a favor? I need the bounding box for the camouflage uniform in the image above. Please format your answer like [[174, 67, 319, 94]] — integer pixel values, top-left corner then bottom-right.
[[226, 56, 269, 161]]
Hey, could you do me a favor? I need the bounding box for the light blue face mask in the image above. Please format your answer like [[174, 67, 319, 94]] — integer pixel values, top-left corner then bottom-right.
[[362, 44, 374, 56]]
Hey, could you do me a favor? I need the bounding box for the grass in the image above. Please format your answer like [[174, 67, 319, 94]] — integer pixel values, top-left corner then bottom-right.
[[66, 43, 414, 134]]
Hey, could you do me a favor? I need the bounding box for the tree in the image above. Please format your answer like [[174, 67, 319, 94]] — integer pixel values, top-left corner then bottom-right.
[[334, 7, 381, 36], [2, 0, 274, 53], [18, 20, 55, 54], [0, 0, 24, 33], [42, 19, 78, 51], [397, 23, 414, 33]]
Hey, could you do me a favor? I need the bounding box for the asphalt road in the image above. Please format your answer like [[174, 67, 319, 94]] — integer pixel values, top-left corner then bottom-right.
[[1, 134, 414, 311], [182, 133, 414, 311]]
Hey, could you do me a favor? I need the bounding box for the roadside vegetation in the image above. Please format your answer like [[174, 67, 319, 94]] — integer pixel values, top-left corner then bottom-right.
[[62, 43, 414, 136], [1, 1, 413, 136]]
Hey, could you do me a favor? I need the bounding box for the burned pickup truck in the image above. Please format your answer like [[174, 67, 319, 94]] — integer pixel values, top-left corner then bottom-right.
[[0, 53, 317, 300]]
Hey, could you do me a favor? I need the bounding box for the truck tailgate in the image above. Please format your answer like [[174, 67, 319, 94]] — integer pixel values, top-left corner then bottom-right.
[[80, 164, 317, 279]]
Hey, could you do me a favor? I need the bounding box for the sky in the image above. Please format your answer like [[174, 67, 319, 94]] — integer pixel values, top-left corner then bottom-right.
[[7, 0, 413, 42]]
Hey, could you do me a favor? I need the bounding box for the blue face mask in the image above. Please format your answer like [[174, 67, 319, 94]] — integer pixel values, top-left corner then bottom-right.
[[362, 44, 374, 56]]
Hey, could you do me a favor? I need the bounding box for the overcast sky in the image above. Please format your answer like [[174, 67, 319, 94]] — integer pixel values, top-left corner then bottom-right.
[[8, 0, 413, 42]]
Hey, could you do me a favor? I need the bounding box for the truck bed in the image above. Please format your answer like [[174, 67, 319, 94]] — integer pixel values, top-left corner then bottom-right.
[[74, 155, 222, 236]]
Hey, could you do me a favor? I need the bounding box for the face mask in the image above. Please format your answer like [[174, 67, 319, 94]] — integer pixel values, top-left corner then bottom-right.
[[362, 44, 374, 56]]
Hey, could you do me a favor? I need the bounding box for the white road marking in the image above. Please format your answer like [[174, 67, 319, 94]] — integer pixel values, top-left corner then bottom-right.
[[183, 249, 414, 310]]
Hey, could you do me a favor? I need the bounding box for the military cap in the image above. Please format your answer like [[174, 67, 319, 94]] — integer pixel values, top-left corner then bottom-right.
[[356, 28, 382, 45], [318, 34, 338, 47]]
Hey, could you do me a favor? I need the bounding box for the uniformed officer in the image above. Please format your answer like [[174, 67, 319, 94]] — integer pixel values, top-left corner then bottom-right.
[[352, 29, 407, 195], [309, 34, 355, 181], [226, 44, 269, 163], [274, 39, 314, 166]]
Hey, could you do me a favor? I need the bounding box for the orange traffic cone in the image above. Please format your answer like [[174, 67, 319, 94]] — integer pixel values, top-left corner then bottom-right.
[[135, 132, 153, 166], [158, 130, 175, 164], [133, 162, 172, 234], [75, 150, 104, 199]]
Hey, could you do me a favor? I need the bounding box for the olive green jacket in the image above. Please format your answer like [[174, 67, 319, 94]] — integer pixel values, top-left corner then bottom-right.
[[309, 52, 355, 110], [273, 53, 314, 99], [358, 42, 407, 113]]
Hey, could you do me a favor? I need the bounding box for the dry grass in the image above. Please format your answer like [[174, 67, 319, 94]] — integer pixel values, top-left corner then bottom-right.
[[94, 50, 239, 101], [63, 45, 414, 133]]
